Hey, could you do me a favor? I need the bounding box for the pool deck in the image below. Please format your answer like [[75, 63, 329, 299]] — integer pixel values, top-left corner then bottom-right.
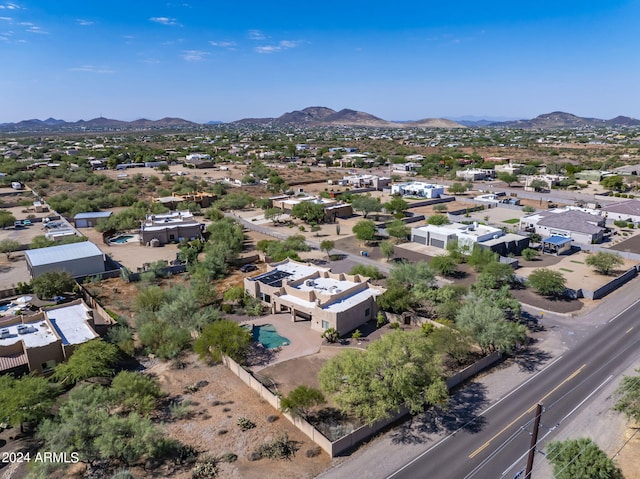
[[240, 313, 323, 372]]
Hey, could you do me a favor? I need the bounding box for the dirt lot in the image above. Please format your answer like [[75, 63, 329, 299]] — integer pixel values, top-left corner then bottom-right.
[[147, 354, 332, 479]]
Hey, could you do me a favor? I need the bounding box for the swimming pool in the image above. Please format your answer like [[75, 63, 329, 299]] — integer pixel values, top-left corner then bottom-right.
[[0, 303, 15, 312], [110, 235, 134, 244], [247, 324, 290, 349]]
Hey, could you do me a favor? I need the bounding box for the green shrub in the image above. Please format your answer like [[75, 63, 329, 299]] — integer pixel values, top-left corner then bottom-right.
[[237, 417, 256, 431]]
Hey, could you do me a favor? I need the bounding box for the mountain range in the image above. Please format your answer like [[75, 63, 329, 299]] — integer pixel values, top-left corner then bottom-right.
[[1, 108, 639, 133]]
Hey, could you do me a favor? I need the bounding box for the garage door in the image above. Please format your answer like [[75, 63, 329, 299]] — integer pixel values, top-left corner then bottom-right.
[[414, 234, 427, 245], [430, 239, 445, 248], [295, 311, 312, 321]]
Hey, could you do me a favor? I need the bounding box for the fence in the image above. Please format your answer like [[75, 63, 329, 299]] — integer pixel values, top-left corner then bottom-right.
[[405, 196, 456, 210], [221, 348, 503, 457], [581, 266, 639, 300]]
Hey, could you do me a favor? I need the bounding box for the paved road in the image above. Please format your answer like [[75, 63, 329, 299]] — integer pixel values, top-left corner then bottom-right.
[[229, 210, 640, 478], [389, 297, 640, 478]]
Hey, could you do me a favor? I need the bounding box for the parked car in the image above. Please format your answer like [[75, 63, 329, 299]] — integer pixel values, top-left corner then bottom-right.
[[240, 264, 258, 273]]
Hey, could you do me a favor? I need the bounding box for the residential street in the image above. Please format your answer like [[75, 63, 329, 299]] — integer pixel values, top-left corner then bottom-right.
[[318, 279, 640, 479]]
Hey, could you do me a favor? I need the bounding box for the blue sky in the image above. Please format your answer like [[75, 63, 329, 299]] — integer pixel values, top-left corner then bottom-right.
[[1, 1, 639, 123]]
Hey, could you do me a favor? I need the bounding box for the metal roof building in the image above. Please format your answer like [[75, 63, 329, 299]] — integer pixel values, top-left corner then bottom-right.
[[24, 241, 106, 279]]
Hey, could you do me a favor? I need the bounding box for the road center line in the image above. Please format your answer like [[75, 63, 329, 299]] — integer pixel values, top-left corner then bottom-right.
[[469, 364, 586, 459]]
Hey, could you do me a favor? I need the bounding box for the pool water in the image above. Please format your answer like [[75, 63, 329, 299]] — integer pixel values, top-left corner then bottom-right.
[[111, 235, 134, 244], [248, 324, 290, 349], [0, 303, 15, 312]]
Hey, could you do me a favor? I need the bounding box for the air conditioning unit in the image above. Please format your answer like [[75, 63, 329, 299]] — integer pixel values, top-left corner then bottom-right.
[[305, 279, 315, 287], [16, 325, 29, 335], [0, 328, 10, 339]]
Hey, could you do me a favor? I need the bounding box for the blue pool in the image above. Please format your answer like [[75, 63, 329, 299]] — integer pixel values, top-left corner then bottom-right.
[[111, 235, 134, 244], [246, 324, 290, 349], [0, 303, 15, 312]]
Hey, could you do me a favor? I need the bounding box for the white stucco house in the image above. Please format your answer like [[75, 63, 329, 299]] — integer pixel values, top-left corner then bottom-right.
[[391, 182, 444, 198]]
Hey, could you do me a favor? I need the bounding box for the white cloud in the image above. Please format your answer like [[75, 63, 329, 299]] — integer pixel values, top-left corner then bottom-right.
[[24, 24, 47, 34], [150, 17, 177, 26], [0, 16, 12, 21], [70, 65, 115, 74], [0, 3, 21, 10], [209, 40, 236, 49], [248, 29, 266, 40], [255, 40, 299, 54], [77, 19, 94, 26], [181, 49, 208, 62]]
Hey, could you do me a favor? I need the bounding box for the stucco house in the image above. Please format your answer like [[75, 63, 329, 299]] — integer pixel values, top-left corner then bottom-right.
[[411, 222, 529, 256], [519, 209, 606, 244], [391, 182, 444, 198], [244, 259, 384, 334], [0, 300, 99, 375], [270, 196, 352, 222], [140, 211, 203, 245]]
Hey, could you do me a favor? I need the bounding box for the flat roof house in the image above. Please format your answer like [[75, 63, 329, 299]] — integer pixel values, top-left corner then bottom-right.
[[411, 222, 529, 256], [244, 259, 384, 334], [0, 300, 98, 375], [140, 211, 203, 246], [24, 241, 106, 279], [391, 182, 444, 198], [270, 196, 352, 223]]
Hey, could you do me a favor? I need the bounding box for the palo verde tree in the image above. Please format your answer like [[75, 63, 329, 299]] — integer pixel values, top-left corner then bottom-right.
[[0, 239, 20, 259], [291, 201, 325, 224], [613, 368, 640, 423], [194, 319, 252, 364], [280, 385, 326, 419], [351, 195, 383, 219], [52, 339, 120, 385], [319, 330, 448, 424], [384, 196, 410, 218], [455, 298, 526, 354], [352, 219, 377, 244], [386, 219, 410, 241], [320, 239, 335, 259], [31, 270, 77, 300], [0, 375, 60, 432], [379, 240, 395, 261], [585, 251, 624, 276], [546, 438, 624, 479], [527, 268, 566, 297]]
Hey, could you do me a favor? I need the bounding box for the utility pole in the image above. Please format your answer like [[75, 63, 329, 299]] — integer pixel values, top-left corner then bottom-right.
[[524, 403, 543, 479]]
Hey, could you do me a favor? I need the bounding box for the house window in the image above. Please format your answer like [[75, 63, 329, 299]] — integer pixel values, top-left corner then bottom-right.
[[259, 292, 271, 303], [365, 308, 370, 318], [41, 360, 56, 372], [321, 320, 329, 330]]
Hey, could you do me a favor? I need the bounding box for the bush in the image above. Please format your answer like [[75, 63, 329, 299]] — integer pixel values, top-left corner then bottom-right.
[[247, 451, 262, 462], [255, 434, 299, 460], [521, 248, 538, 261], [220, 452, 237, 463], [191, 456, 218, 479], [237, 416, 256, 431], [305, 447, 321, 458], [170, 400, 193, 420]]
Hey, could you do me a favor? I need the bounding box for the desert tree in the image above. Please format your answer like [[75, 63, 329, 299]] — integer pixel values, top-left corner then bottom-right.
[[586, 251, 624, 275]]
